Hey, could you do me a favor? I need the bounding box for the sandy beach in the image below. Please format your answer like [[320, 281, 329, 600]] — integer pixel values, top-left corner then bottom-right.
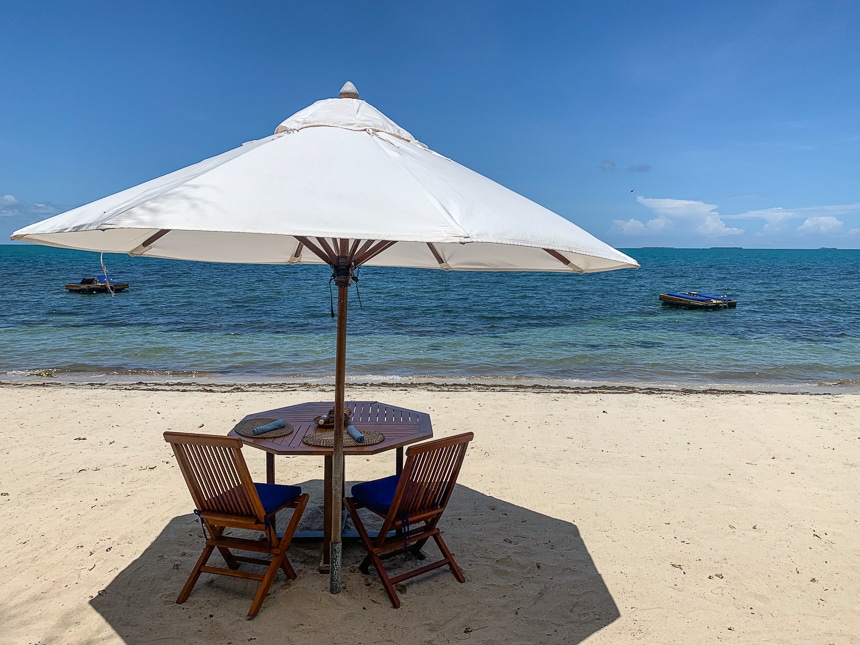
[[1, 382, 858, 644]]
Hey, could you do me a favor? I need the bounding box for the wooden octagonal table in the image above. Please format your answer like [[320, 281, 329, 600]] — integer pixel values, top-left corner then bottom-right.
[[228, 400, 433, 570]]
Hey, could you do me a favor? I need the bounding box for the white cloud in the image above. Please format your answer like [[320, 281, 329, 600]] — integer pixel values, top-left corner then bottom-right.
[[0, 194, 62, 219], [616, 197, 743, 237], [646, 216, 669, 231], [699, 213, 742, 235], [612, 218, 645, 235], [637, 197, 718, 220], [732, 203, 860, 221], [728, 207, 794, 232], [611, 215, 669, 235], [797, 216, 843, 234], [613, 197, 860, 245], [730, 203, 860, 235]]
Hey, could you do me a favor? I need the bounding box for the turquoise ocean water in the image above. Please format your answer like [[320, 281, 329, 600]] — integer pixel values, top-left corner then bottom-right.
[[2, 244, 859, 391]]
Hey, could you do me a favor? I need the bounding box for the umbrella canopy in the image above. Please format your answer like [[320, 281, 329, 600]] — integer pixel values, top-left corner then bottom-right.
[[13, 84, 636, 274], [12, 82, 639, 594]]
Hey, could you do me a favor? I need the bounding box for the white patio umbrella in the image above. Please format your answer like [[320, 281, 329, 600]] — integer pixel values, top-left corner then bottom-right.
[[12, 81, 639, 593]]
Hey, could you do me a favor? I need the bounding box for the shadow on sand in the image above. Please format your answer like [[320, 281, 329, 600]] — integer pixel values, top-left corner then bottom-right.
[[90, 481, 618, 644]]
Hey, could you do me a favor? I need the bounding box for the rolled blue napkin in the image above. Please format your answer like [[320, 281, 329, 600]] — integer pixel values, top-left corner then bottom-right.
[[253, 419, 286, 435], [346, 424, 365, 444]]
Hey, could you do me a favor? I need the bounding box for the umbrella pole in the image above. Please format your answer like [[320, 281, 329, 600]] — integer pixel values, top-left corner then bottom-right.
[[330, 265, 350, 594]]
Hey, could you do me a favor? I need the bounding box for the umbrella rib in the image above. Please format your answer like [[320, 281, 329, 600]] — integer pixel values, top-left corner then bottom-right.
[[543, 248, 585, 274], [294, 236, 332, 264], [294, 236, 393, 266], [354, 239, 378, 260], [426, 243, 452, 270], [316, 237, 339, 262], [354, 240, 396, 266], [348, 239, 361, 259], [129, 229, 171, 256], [288, 241, 304, 264]]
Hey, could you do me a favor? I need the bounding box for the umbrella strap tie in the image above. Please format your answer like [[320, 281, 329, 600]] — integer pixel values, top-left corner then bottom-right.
[[353, 267, 363, 310], [193, 509, 209, 540], [262, 515, 275, 546], [328, 269, 363, 318], [398, 513, 412, 558]]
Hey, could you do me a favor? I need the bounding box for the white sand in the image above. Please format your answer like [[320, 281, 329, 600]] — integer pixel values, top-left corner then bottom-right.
[[1, 384, 858, 644]]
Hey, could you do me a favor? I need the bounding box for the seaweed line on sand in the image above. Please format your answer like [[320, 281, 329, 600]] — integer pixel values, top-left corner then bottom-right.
[[0, 379, 835, 396]]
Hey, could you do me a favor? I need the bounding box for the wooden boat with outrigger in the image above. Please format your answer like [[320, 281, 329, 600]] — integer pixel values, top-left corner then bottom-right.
[[659, 291, 736, 309], [64, 275, 129, 294]]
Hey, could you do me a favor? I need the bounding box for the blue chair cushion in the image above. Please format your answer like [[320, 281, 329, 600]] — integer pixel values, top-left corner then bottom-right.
[[254, 483, 302, 514], [351, 474, 400, 515]]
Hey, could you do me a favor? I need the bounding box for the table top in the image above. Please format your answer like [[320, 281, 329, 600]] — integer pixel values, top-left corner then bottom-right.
[[228, 400, 433, 456]]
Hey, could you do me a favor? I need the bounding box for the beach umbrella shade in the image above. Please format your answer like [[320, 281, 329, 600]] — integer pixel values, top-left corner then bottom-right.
[[12, 81, 639, 593]]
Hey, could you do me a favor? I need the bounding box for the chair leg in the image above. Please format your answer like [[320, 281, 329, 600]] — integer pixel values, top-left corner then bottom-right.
[[345, 498, 402, 608], [178, 495, 311, 618], [410, 536, 429, 559], [277, 493, 309, 581], [375, 563, 402, 608], [358, 553, 373, 574], [177, 543, 215, 604], [433, 533, 465, 583], [248, 551, 285, 618], [246, 493, 309, 619], [345, 500, 376, 558], [217, 546, 241, 570], [357, 541, 401, 609], [205, 525, 240, 570]]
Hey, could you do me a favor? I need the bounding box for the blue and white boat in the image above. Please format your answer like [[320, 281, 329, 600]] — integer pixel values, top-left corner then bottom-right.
[[659, 291, 736, 309]]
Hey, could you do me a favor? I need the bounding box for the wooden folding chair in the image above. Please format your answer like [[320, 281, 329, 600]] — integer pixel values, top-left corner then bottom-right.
[[344, 432, 473, 608], [164, 432, 309, 618]]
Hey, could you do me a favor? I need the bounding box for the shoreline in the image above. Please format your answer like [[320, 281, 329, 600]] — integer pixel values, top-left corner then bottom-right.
[[2, 375, 858, 395]]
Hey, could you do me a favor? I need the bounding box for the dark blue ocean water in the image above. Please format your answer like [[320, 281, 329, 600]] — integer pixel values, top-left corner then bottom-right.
[[2, 244, 859, 390]]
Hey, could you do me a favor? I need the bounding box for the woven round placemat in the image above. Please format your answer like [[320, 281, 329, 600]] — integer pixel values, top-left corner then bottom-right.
[[302, 429, 384, 448], [232, 417, 294, 438]]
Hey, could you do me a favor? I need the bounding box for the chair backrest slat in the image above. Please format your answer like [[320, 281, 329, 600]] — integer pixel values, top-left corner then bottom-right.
[[393, 433, 473, 520], [165, 432, 264, 521], [198, 443, 245, 514]]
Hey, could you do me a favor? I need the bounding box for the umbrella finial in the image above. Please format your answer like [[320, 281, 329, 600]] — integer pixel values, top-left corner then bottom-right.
[[339, 81, 359, 99]]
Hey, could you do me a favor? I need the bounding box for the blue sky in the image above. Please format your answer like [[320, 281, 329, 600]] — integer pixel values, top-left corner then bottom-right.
[[2, 0, 858, 249]]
